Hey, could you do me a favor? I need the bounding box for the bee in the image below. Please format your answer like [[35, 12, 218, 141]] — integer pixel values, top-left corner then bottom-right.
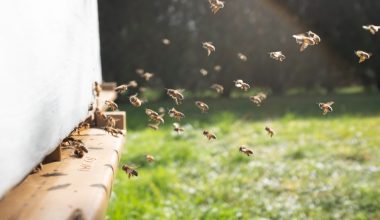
[[203, 130, 216, 140], [158, 107, 166, 114], [146, 154, 155, 162], [237, 53, 247, 61], [129, 94, 143, 107], [94, 108, 107, 121], [239, 146, 253, 156], [208, 0, 225, 14], [71, 122, 90, 135], [148, 123, 160, 130], [210, 83, 224, 94], [115, 84, 129, 94], [355, 50, 372, 63], [249, 92, 267, 107], [141, 72, 154, 81], [362, 25, 380, 35], [233, 79, 250, 91], [200, 68, 208, 76], [74, 145, 88, 158], [213, 65, 222, 72], [106, 116, 118, 128], [168, 108, 185, 120], [104, 126, 123, 137], [292, 31, 320, 52], [122, 164, 138, 179], [105, 100, 118, 111], [162, 38, 170, 45], [195, 101, 209, 113], [88, 103, 94, 112], [202, 42, 215, 56], [173, 123, 184, 134], [93, 81, 102, 97], [265, 126, 275, 137], [318, 101, 334, 115], [166, 88, 185, 105], [127, 80, 138, 88], [269, 51, 286, 61], [136, 68, 145, 75], [145, 108, 164, 124], [61, 137, 84, 148]]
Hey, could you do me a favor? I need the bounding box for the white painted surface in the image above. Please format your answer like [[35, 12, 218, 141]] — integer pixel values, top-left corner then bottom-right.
[[0, 0, 101, 197]]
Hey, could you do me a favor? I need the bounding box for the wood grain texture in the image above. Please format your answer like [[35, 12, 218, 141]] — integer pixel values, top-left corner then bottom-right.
[[0, 0, 101, 197]]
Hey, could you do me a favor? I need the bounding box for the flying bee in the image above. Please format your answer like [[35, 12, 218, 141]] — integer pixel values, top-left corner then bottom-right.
[[106, 116, 118, 128], [122, 164, 138, 179], [148, 123, 160, 130], [127, 80, 138, 88], [136, 68, 145, 75], [210, 83, 224, 94], [318, 101, 334, 115], [141, 72, 154, 81], [146, 154, 155, 162], [145, 109, 164, 124], [203, 130, 216, 140], [355, 50, 372, 63], [195, 101, 209, 113], [115, 84, 129, 94], [307, 31, 321, 44], [233, 79, 250, 91], [173, 123, 184, 134], [93, 81, 102, 97], [95, 108, 107, 121], [269, 51, 286, 61], [362, 25, 380, 35], [166, 88, 185, 105], [105, 100, 118, 111], [237, 53, 247, 61], [202, 42, 215, 56], [200, 68, 208, 76], [239, 146, 253, 156], [265, 126, 275, 137], [208, 0, 225, 14], [158, 107, 166, 114], [213, 65, 222, 72], [145, 108, 159, 117], [104, 126, 123, 137], [129, 94, 143, 107], [292, 31, 320, 52], [249, 92, 267, 107], [168, 108, 185, 120], [162, 38, 170, 45]]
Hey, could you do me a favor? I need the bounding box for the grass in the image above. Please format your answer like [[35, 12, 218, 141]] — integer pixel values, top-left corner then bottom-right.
[[107, 93, 380, 220]]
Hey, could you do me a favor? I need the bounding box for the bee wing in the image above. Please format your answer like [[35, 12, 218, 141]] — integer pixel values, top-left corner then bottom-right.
[[173, 122, 179, 128], [326, 101, 334, 106], [300, 42, 309, 52]]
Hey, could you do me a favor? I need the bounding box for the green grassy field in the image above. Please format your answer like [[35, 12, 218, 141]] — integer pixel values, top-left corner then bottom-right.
[[107, 94, 380, 220]]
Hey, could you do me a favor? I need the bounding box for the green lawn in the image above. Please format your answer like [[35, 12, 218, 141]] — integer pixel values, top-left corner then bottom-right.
[[107, 94, 380, 220]]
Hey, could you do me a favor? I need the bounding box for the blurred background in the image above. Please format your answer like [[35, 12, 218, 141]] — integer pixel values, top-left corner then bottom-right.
[[98, 0, 380, 219], [99, 0, 380, 97]]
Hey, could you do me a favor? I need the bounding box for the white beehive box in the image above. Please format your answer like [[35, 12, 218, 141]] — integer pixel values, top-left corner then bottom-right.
[[0, 0, 101, 198]]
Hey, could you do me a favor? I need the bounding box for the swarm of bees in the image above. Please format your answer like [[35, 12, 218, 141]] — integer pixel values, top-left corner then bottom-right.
[[234, 79, 250, 91], [202, 42, 215, 56]]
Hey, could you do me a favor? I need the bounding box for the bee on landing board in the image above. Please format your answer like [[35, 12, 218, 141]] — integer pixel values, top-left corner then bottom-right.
[[203, 130, 216, 140], [173, 123, 184, 134], [210, 83, 224, 94], [208, 0, 225, 14], [239, 146, 253, 156], [233, 79, 250, 91], [115, 84, 129, 94], [146, 155, 155, 162], [93, 81, 102, 97], [74, 145, 88, 158], [202, 42, 215, 56], [106, 116, 118, 128], [105, 100, 118, 111], [318, 101, 334, 115], [362, 25, 380, 35], [265, 126, 275, 137], [104, 126, 123, 137], [355, 50, 372, 63], [129, 94, 143, 107], [195, 101, 209, 113], [122, 164, 138, 179], [168, 108, 185, 121], [269, 51, 286, 61]]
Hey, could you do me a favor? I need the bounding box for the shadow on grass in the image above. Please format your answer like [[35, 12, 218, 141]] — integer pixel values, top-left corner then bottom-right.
[[120, 94, 380, 131]]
